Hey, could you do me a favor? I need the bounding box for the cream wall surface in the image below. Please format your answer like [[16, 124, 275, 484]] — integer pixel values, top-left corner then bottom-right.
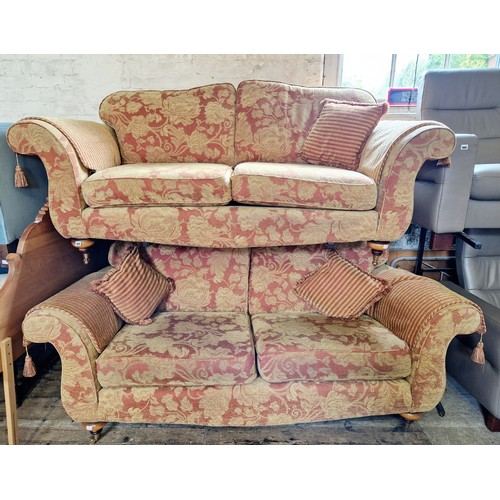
[[0, 54, 327, 122]]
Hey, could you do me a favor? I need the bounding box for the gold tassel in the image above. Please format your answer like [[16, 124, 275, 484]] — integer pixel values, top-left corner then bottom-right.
[[15, 154, 28, 188], [471, 334, 485, 365], [22, 346, 37, 377]]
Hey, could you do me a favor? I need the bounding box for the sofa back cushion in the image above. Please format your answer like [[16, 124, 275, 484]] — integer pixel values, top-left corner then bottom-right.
[[99, 84, 237, 165], [235, 80, 376, 164], [249, 245, 333, 314], [108, 242, 250, 312]]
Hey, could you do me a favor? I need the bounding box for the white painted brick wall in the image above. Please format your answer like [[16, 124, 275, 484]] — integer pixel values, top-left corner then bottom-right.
[[0, 54, 325, 122]]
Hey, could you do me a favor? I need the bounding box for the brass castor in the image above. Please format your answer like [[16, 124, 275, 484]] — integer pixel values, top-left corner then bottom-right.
[[71, 239, 95, 265], [367, 241, 390, 266], [82, 422, 106, 444]]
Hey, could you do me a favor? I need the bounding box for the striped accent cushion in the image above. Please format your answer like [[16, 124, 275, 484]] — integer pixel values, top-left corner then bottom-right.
[[91, 245, 175, 325], [294, 253, 391, 319], [300, 100, 389, 170]]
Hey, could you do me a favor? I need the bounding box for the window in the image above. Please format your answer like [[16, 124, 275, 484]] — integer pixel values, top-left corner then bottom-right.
[[340, 54, 499, 107]]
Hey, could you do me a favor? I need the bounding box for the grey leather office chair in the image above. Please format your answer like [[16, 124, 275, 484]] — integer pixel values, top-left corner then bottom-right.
[[444, 228, 500, 431], [412, 68, 500, 274]]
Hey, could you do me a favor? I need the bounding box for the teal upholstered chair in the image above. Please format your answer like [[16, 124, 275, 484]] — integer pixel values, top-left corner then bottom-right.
[[0, 122, 48, 248]]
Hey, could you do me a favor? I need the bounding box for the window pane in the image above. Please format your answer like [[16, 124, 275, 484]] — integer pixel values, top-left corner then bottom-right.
[[448, 54, 495, 68], [393, 54, 446, 87], [341, 54, 392, 100]]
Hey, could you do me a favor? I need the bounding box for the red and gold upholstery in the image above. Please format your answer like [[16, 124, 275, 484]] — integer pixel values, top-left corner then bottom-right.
[[21, 245, 485, 427], [96, 312, 256, 387], [7, 80, 456, 246]]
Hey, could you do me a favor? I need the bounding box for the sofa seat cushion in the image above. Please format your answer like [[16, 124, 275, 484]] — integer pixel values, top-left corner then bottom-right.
[[232, 162, 377, 210], [82, 163, 233, 208], [470, 164, 500, 201], [252, 313, 411, 383], [96, 312, 256, 388]]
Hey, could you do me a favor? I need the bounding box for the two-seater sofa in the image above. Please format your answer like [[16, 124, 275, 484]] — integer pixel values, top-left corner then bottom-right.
[[21, 241, 484, 441], [6, 80, 456, 255]]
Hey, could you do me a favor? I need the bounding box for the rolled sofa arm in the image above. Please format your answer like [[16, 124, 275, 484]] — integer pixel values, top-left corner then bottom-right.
[[22, 269, 122, 422], [413, 133, 478, 234], [369, 266, 485, 413], [358, 120, 456, 242], [7, 118, 121, 239]]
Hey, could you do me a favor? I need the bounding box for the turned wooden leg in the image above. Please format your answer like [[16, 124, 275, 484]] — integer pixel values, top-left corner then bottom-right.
[[1, 338, 19, 445], [71, 239, 95, 265], [400, 412, 423, 423], [367, 241, 390, 266], [82, 422, 106, 444]]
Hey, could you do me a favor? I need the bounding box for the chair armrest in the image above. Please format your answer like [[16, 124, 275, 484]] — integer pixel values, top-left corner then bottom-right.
[[22, 269, 122, 422], [369, 266, 485, 412], [412, 133, 478, 233], [358, 120, 456, 242], [7, 118, 121, 239], [442, 281, 500, 368]]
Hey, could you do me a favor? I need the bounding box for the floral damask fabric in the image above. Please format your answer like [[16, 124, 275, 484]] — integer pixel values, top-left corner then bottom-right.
[[249, 245, 334, 314], [99, 84, 236, 165], [108, 242, 251, 312], [82, 205, 378, 247], [7, 114, 455, 247], [98, 378, 412, 426], [96, 312, 256, 388], [81, 163, 233, 207], [252, 313, 411, 383], [231, 162, 377, 210], [235, 80, 376, 164]]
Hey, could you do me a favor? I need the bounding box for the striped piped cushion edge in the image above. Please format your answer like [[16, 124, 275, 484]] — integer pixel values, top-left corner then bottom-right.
[[294, 252, 391, 319], [91, 245, 175, 325], [300, 99, 389, 170]]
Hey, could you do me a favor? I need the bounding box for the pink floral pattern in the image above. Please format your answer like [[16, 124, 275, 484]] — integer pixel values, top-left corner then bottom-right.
[[98, 379, 412, 426], [235, 80, 376, 164], [99, 84, 236, 165], [82, 206, 378, 247], [97, 312, 256, 387], [82, 163, 233, 207], [108, 242, 251, 312], [232, 162, 377, 210], [252, 313, 411, 383], [20, 249, 483, 426], [8, 113, 455, 247]]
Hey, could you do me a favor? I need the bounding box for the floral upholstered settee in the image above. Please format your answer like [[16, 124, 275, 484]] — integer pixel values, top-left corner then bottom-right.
[[6, 80, 455, 250], [21, 241, 484, 439]]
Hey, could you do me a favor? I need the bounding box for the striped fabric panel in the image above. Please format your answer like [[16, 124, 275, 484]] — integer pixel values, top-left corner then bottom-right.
[[24, 117, 121, 171], [300, 100, 389, 170], [369, 271, 486, 347], [92, 246, 175, 326], [29, 271, 123, 353], [294, 253, 391, 319]]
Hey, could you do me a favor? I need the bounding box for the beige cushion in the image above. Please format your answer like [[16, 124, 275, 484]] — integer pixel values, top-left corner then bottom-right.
[[96, 312, 256, 387], [82, 163, 233, 207], [252, 312, 411, 383], [231, 162, 377, 210]]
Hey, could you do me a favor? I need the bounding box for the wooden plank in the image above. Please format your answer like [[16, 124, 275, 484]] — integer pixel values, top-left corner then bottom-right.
[[0, 338, 19, 445], [0, 204, 110, 367]]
